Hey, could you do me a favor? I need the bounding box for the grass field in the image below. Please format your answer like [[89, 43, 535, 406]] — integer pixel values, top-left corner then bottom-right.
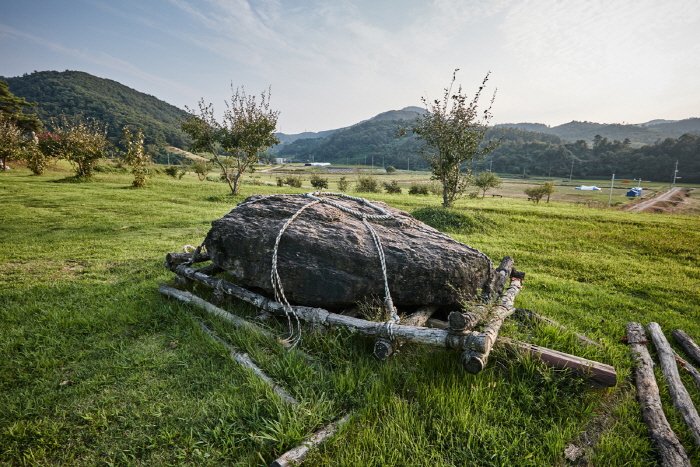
[[1, 162, 699, 466]]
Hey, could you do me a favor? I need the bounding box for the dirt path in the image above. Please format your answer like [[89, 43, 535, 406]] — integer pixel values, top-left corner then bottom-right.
[[622, 187, 686, 213]]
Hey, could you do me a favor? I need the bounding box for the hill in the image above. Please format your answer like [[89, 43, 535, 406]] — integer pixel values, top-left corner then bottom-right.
[[1, 70, 190, 148]]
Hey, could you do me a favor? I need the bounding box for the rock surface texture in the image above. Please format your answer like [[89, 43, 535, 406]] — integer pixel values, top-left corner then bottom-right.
[[203, 194, 495, 309]]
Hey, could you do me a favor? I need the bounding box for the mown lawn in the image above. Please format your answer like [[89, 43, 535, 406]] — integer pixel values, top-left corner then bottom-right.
[[1, 164, 699, 466]]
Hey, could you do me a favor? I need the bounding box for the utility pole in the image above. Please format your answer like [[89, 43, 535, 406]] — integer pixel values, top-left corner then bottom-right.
[[407, 157, 410, 172], [489, 159, 493, 173], [671, 160, 679, 186], [608, 173, 615, 207], [569, 159, 574, 183]]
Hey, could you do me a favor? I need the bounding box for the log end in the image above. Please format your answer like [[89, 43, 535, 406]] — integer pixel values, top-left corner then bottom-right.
[[462, 350, 487, 374], [448, 311, 468, 331], [374, 338, 394, 360]]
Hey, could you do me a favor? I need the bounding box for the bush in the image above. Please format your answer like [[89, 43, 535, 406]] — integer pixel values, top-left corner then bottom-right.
[[310, 173, 329, 190], [164, 165, 186, 179], [383, 180, 402, 194], [190, 161, 211, 181], [408, 183, 429, 195], [284, 175, 303, 188], [385, 165, 396, 174], [337, 176, 349, 192], [276, 176, 284, 187], [355, 175, 381, 193], [427, 181, 442, 195]]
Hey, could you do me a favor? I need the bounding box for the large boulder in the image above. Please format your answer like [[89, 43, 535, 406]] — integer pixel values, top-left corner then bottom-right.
[[203, 194, 495, 309]]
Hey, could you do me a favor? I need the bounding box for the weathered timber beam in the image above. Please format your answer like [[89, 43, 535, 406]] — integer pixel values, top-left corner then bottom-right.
[[483, 255, 515, 303], [270, 414, 350, 467], [165, 251, 211, 267], [461, 277, 523, 374], [374, 306, 438, 360], [514, 308, 602, 348], [499, 338, 617, 388], [627, 323, 691, 466], [169, 263, 485, 352], [672, 329, 700, 367], [195, 319, 297, 405], [647, 322, 700, 445], [673, 350, 700, 390]]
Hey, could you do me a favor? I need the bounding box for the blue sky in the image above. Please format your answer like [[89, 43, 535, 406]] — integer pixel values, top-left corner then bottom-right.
[[1, 0, 699, 134]]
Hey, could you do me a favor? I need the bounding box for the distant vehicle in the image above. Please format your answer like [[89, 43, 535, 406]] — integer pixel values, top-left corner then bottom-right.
[[575, 185, 601, 191]]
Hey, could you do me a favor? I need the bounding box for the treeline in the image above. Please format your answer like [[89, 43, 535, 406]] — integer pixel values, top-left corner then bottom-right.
[[475, 130, 700, 183], [2, 70, 190, 148]]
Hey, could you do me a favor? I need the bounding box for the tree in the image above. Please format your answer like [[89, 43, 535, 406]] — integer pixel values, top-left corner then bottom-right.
[[310, 173, 329, 189], [52, 117, 109, 178], [0, 114, 25, 170], [122, 127, 151, 187], [385, 165, 396, 173], [524, 182, 555, 204], [0, 81, 41, 133], [181, 86, 280, 195], [400, 70, 500, 207], [473, 171, 502, 199]]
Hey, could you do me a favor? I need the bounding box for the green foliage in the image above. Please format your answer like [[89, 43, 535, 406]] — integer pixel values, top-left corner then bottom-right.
[[181, 87, 280, 195], [0, 80, 41, 133], [383, 180, 402, 194], [310, 173, 329, 190], [22, 144, 52, 175], [283, 175, 303, 188], [49, 116, 109, 178], [0, 114, 26, 170], [337, 176, 349, 192], [408, 183, 429, 195], [355, 175, 381, 193], [524, 182, 555, 204], [189, 161, 211, 181], [385, 165, 396, 173], [473, 171, 502, 199], [2, 71, 188, 147], [164, 165, 186, 179], [401, 70, 500, 207], [121, 127, 151, 187]]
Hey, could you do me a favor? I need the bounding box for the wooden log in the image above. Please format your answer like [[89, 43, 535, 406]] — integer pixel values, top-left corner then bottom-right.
[[374, 306, 438, 360], [461, 277, 523, 374], [672, 350, 700, 390], [270, 414, 350, 467], [647, 322, 700, 445], [169, 263, 489, 352], [195, 319, 297, 405], [426, 318, 449, 330], [672, 329, 700, 367], [627, 322, 691, 466], [514, 308, 602, 348], [499, 338, 617, 388], [484, 256, 514, 302], [165, 251, 211, 267]]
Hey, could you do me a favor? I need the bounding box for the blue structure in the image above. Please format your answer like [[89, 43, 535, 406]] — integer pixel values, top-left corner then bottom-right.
[[626, 187, 643, 197]]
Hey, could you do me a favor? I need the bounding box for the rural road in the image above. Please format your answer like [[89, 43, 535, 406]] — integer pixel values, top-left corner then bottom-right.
[[624, 187, 684, 212]]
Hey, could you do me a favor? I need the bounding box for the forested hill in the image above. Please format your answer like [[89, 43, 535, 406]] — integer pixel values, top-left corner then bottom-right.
[[497, 118, 700, 145], [2, 70, 190, 147]]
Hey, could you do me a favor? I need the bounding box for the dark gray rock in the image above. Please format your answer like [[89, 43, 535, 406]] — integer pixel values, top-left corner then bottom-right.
[[203, 194, 495, 309]]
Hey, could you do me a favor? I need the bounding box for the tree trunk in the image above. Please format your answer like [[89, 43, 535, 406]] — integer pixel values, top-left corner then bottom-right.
[[626, 322, 691, 466], [672, 329, 700, 367], [673, 350, 700, 390], [647, 322, 700, 446]]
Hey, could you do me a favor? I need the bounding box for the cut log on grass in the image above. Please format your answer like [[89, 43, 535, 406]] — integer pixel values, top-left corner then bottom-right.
[[672, 329, 700, 367], [270, 413, 350, 467], [647, 322, 700, 446], [168, 263, 501, 353], [498, 338, 617, 388], [672, 350, 700, 390], [626, 322, 691, 466], [514, 308, 602, 348], [374, 306, 438, 360], [461, 277, 523, 374], [195, 319, 297, 405], [165, 251, 211, 267]]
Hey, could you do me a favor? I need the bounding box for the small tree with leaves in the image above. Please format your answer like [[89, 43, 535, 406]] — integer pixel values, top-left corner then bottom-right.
[[474, 171, 502, 199], [0, 114, 24, 170], [400, 70, 500, 207], [525, 183, 554, 204], [51, 117, 109, 178], [122, 127, 151, 187], [181, 86, 280, 195]]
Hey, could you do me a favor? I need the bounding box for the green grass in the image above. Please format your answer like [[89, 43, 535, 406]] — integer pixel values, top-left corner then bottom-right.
[[2, 163, 699, 466]]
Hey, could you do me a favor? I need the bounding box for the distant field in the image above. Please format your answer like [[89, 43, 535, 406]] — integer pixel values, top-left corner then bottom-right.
[[1, 161, 699, 466]]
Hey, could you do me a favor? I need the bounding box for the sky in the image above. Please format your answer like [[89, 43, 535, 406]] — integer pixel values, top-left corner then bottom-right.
[[1, 0, 699, 134]]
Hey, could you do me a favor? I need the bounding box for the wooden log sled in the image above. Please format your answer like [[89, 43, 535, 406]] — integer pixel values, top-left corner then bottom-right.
[[162, 252, 617, 386]]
